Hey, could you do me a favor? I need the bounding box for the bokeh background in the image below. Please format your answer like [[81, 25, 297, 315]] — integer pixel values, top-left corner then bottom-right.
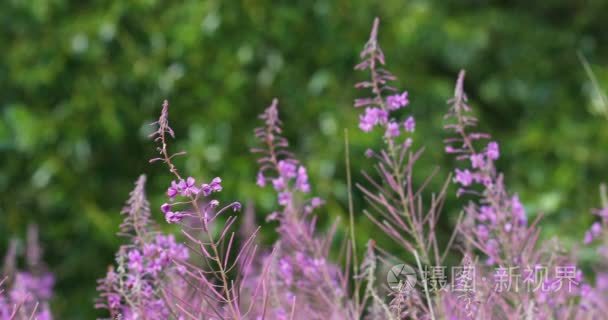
[[2, 1, 608, 318]]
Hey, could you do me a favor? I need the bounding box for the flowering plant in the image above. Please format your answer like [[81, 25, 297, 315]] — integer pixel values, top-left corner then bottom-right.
[[2, 16, 605, 320], [1, 225, 53, 320]]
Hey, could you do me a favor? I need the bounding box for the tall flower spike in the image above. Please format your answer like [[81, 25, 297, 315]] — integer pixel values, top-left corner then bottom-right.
[[444, 71, 584, 319], [130, 99, 264, 319], [353, 17, 451, 270], [252, 99, 352, 319], [444, 70, 533, 266], [354, 17, 411, 140], [118, 175, 152, 242]]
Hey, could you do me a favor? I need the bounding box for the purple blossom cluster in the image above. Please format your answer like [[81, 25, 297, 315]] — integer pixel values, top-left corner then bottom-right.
[[1, 226, 53, 320], [161, 176, 223, 223], [354, 19, 415, 148], [96, 176, 191, 319]]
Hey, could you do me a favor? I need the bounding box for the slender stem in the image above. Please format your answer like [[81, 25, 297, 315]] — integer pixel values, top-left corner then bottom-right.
[[344, 129, 361, 314], [368, 49, 429, 264], [414, 251, 435, 320]]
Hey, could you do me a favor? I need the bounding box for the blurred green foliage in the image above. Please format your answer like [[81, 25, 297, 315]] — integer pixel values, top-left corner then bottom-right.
[[1, 0, 608, 318]]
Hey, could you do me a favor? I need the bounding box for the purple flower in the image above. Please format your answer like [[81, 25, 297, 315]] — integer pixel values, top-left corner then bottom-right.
[[403, 116, 415, 132], [385, 121, 400, 138], [470, 154, 485, 169], [295, 166, 310, 193], [167, 180, 179, 199], [403, 137, 413, 149], [597, 273, 608, 290], [479, 206, 496, 223], [256, 171, 266, 187], [278, 192, 291, 206], [486, 141, 499, 160], [386, 91, 409, 110], [477, 225, 489, 240], [278, 161, 297, 179], [165, 211, 184, 224], [233, 202, 242, 212], [201, 177, 222, 196], [305, 197, 325, 214], [209, 177, 222, 192], [181, 177, 199, 196], [272, 177, 286, 191], [585, 222, 603, 244], [160, 203, 171, 214], [359, 107, 388, 132], [167, 177, 199, 198], [310, 197, 324, 208], [364, 149, 374, 158], [279, 258, 294, 285], [454, 169, 473, 186], [358, 116, 374, 132], [591, 221, 602, 236], [128, 250, 144, 273], [511, 195, 527, 225], [445, 145, 457, 154]]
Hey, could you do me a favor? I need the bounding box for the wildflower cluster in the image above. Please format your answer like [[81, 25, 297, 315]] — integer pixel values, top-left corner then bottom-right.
[[38, 15, 608, 320], [161, 176, 223, 223], [1, 226, 53, 320], [96, 175, 190, 319]]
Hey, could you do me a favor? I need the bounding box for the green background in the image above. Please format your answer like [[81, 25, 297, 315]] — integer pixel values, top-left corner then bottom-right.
[[1, 1, 607, 318]]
